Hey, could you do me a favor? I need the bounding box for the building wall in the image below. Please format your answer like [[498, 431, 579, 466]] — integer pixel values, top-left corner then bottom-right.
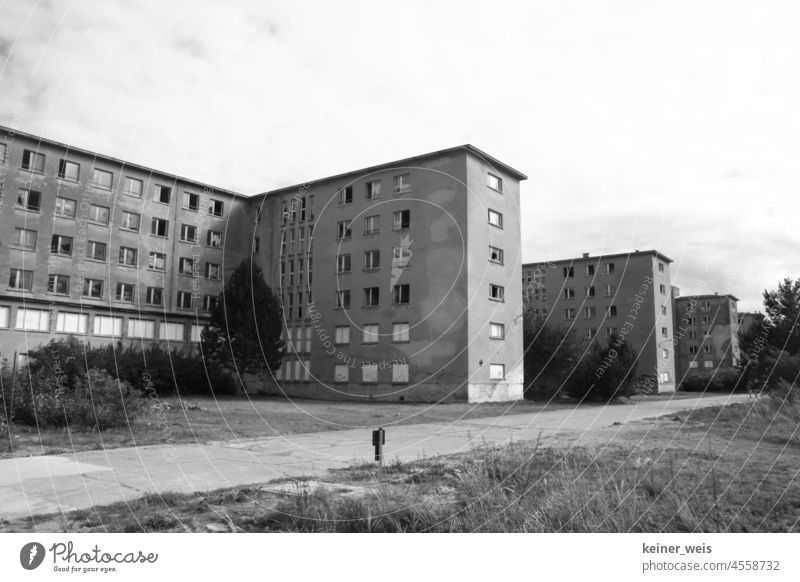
[[0, 127, 249, 363], [673, 294, 740, 381], [522, 251, 676, 394]]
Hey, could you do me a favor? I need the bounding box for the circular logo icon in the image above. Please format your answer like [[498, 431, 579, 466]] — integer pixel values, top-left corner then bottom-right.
[[20, 542, 46, 570]]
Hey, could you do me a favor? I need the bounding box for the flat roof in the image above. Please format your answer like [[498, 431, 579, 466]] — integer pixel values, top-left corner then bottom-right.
[[523, 249, 673, 267], [255, 144, 528, 198], [675, 293, 740, 302], [0, 125, 248, 199]]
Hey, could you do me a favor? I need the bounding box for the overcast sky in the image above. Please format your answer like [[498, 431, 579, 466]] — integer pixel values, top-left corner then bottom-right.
[[1, 0, 798, 311]]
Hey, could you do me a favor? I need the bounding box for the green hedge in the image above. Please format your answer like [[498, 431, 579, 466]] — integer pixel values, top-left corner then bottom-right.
[[678, 368, 746, 392]]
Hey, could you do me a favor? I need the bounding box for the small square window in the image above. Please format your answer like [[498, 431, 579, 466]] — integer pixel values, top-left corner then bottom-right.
[[184, 192, 199, 210], [55, 197, 77, 218], [176, 291, 193, 309], [487, 173, 503, 192], [366, 181, 381, 200], [118, 246, 137, 267], [180, 224, 198, 243], [489, 322, 505, 339], [489, 364, 505, 380], [336, 254, 351, 274], [50, 234, 74, 256], [123, 177, 143, 197], [363, 324, 379, 343], [9, 269, 34, 290], [17, 189, 41, 211], [14, 228, 37, 250], [335, 326, 350, 344], [207, 230, 223, 248], [336, 290, 351, 309], [83, 278, 103, 298], [208, 199, 224, 216], [392, 284, 410, 305], [179, 257, 194, 275], [58, 160, 80, 182], [364, 287, 380, 307], [115, 282, 135, 302], [47, 274, 70, 295], [155, 185, 172, 204], [489, 246, 504, 264], [362, 363, 378, 383], [21, 149, 45, 173], [604, 263, 616, 274], [334, 364, 349, 383], [392, 322, 410, 342], [121, 211, 141, 232], [563, 266, 574, 278], [364, 215, 380, 235], [337, 221, 352, 239], [393, 174, 410, 194], [146, 287, 163, 306], [203, 295, 218, 312], [392, 362, 409, 383], [338, 186, 353, 205], [364, 249, 380, 270], [151, 218, 169, 237], [489, 284, 505, 301], [89, 204, 110, 225], [90, 168, 113, 190], [488, 209, 503, 228]]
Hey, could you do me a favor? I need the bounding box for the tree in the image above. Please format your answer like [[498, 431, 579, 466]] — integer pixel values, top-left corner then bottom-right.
[[522, 311, 581, 400], [201, 258, 284, 387]]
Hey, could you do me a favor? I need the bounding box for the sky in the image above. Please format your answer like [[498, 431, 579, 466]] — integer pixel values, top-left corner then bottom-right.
[[1, 0, 798, 312]]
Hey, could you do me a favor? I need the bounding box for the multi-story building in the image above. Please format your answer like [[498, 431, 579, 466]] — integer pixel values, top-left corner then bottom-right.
[[253, 146, 527, 402], [1, 126, 526, 402], [521, 250, 676, 394], [672, 293, 740, 380]]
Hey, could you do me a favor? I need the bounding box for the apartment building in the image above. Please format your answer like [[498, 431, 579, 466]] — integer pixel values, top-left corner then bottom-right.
[[0, 126, 253, 367], [253, 146, 527, 402], [672, 293, 740, 380], [522, 250, 676, 394], [1, 126, 526, 402]]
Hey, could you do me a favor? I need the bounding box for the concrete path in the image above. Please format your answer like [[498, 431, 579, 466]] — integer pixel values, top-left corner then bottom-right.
[[0, 393, 751, 521]]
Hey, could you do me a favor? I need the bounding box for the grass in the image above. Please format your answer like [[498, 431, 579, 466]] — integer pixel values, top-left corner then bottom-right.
[[5, 393, 798, 533]]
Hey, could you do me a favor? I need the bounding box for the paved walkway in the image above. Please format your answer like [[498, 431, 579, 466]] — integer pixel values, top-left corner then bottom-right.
[[0, 393, 751, 520]]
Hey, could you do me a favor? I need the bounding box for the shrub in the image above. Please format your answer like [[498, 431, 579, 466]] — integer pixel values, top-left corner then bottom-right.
[[3, 368, 141, 431], [563, 334, 638, 402], [678, 368, 746, 392]]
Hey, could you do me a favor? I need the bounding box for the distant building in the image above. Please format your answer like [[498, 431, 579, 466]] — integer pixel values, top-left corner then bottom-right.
[[672, 293, 741, 381], [522, 250, 676, 394]]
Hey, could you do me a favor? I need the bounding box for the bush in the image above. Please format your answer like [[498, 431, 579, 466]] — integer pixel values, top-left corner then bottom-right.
[[562, 334, 638, 402], [678, 368, 746, 392], [3, 368, 141, 431]]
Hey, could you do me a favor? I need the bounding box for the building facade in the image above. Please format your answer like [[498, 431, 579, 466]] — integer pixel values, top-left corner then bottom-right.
[[522, 250, 677, 394], [672, 293, 740, 381], [0, 126, 526, 402]]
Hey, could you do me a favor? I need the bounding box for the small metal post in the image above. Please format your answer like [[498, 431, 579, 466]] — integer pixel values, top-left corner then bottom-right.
[[372, 427, 385, 481]]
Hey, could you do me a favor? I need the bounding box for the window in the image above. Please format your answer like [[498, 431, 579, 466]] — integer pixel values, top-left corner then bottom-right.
[[364, 215, 380, 235], [17, 189, 41, 211], [686, 316, 695, 325], [393, 246, 412, 268], [689, 361, 699, 369], [182, 191, 199, 210], [661, 306, 667, 316], [563, 266, 574, 278], [659, 372, 671, 382], [148, 252, 166, 271], [606, 327, 618, 337], [336, 254, 351, 274], [205, 263, 221, 280], [565, 308, 576, 320], [128, 319, 155, 339], [689, 345, 698, 354], [180, 224, 198, 243], [21, 149, 45, 173], [121, 211, 140, 231], [585, 286, 596, 297], [90, 168, 113, 190], [364, 249, 380, 270], [203, 295, 217, 312], [16, 308, 49, 331], [584, 265, 595, 276], [487, 173, 503, 192], [701, 316, 711, 324], [55, 197, 76, 218], [392, 362, 409, 383], [659, 284, 666, 294], [9, 269, 33, 290], [392, 322, 410, 342], [658, 262, 665, 273], [176, 291, 192, 309], [584, 328, 596, 340], [159, 322, 184, 341], [146, 287, 163, 306], [58, 160, 80, 182], [488, 209, 503, 228], [366, 180, 381, 199], [703, 301, 711, 309], [703, 360, 714, 368], [564, 288, 575, 299], [688, 331, 697, 340], [115, 282, 135, 302], [46, 274, 69, 295], [703, 345, 712, 354], [87, 252, 112, 280], [489, 322, 505, 339], [489, 246, 504, 264], [336, 290, 351, 308], [604, 263, 616, 274], [155, 185, 172, 203], [207, 230, 223, 248], [606, 306, 618, 317], [334, 364, 349, 383], [83, 278, 103, 298], [584, 307, 596, 319], [489, 284, 504, 301], [0, 143, 6, 164], [605, 284, 614, 296], [392, 210, 411, 230], [118, 246, 137, 267], [305, 326, 312, 352], [393, 174, 410, 194], [93, 315, 122, 337], [335, 326, 350, 344], [179, 257, 194, 275], [56, 312, 88, 334], [89, 204, 110, 225], [151, 218, 169, 237], [208, 199, 224, 217], [393, 284, 410, 305], [364, 287, 380, 307], [123, 177, 143, 197], [13, 228, 37, 250], [336, 220, 352, 239], [338, 186, 353, 205], [363, 324, 379, 343], [489, 364, 505, 380], [662, 349, 669, 359], [662, 327, 668, 337], [362, 363, 378, 383]]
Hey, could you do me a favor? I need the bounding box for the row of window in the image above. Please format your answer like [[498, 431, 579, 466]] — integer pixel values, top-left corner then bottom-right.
[[0, 306, 204, 340], [280, 225, 314, 256], [687, 344, 715, 354], [688, 361, 716, 369], [281, 195, 315, 225], [281, 257, 313, 288], [562, 261, 667, 278], [15, 148, 227, 215], [334, 285, 411, 308], [564, 306, 618, 320], [681, 316, 715, 325], [336, 175, 411, 206]]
